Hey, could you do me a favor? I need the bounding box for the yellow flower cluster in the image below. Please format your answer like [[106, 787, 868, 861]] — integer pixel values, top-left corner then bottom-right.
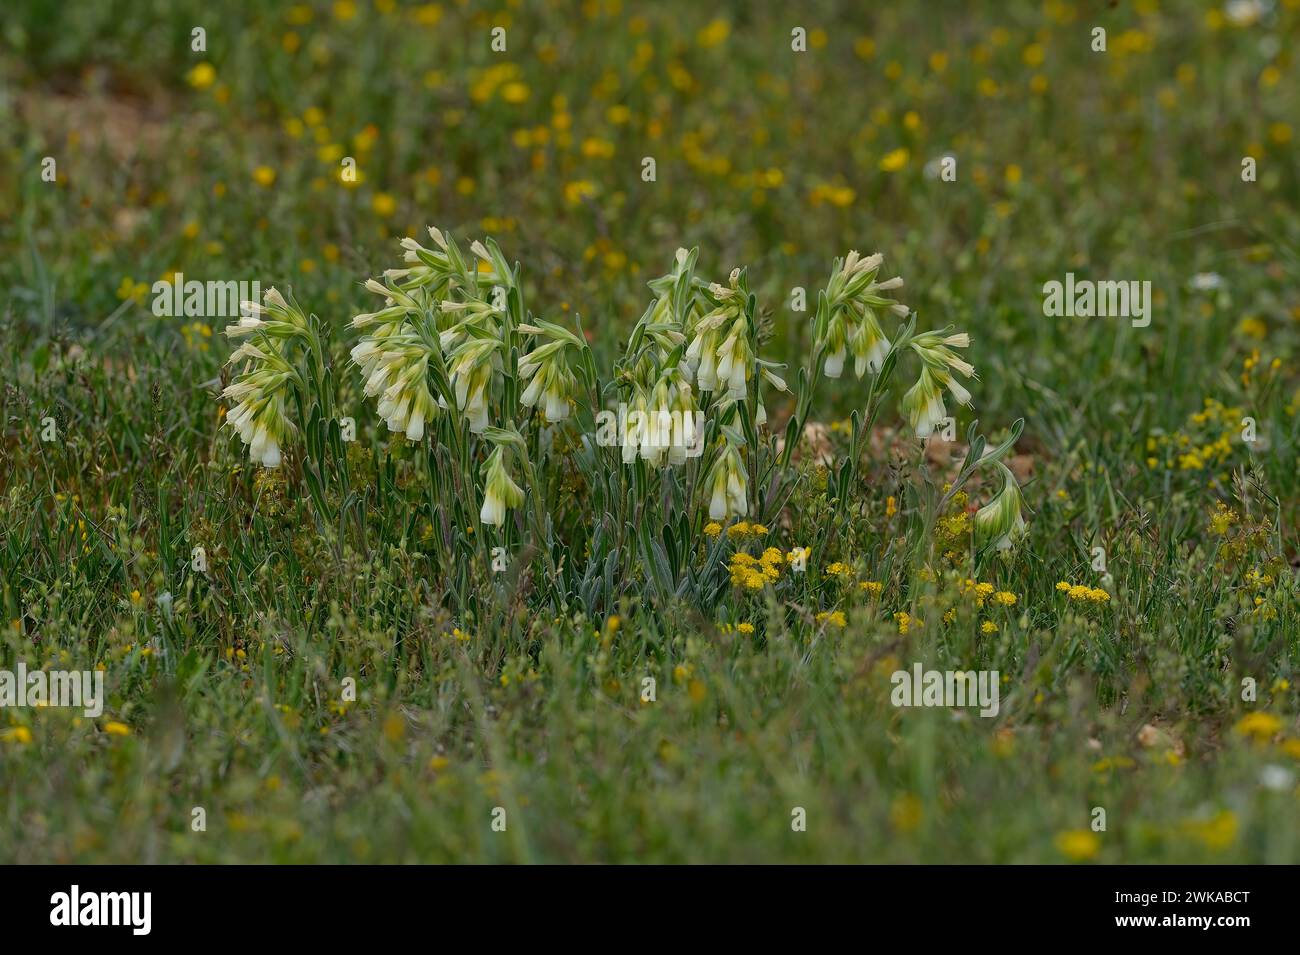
[[859, 580, 883, 597], [1243, 568, 1275, 589], [1054, 829, 1099, 861], [728, 549, 784, 590], [705, 520, 770, 539], [1145, 398, 1242, 479], [1234, 712, 1282, 742], [1056, 581, 1111, 603], [958, 579, 1017, 608], [814, 610, 847, 628], [1208, 502, 1235, 536]]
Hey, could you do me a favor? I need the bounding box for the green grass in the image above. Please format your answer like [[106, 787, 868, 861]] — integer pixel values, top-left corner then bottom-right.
[[1, 0, 1298, 863]]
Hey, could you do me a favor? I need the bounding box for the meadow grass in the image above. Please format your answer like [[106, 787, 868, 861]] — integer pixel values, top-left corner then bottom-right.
[[1, 0, 1298, 862]]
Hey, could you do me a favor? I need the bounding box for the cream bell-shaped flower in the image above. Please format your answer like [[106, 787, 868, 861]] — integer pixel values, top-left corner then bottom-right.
[[900, 366, 948, 438], [479, 446, 525, 527], [517, 321, 583, 424], [447, 337, 499, 434], [375, 343, 438, 441], [849, 307, 890, 377], [714, 315, 753, 398], [703, 438, 749, 521], [221, 341, 297, 468], [974, 461, 1028, 552], [685, 314, 726, 393]]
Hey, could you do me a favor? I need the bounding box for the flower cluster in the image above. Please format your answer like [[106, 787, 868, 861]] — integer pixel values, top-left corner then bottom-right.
[[349, 226, 584, 527], [816, 250, 908, 380], [221, 287, 311, 467], [1055, 581, 1111, 603], [810, 251, 980, 441], [958, 579, 1018, 608], [703, 520, 771, 539], [728, 548, 785, 590], [616, 249, 788, 522], [900, 330, 976, 438]]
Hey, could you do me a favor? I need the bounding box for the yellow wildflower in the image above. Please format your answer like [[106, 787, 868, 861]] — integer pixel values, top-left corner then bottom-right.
[[1054, 830, 1099, 861], [1234, 712, 1282, 742]]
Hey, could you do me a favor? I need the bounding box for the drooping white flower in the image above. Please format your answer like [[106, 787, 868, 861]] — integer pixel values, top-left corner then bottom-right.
[[703, 438, 748, 521], [221, 343, 296, 468], [900, 366, 948, 438], [517, 322, 582, 424], [448, 338, 499, 434], [479, 446, 524, 527]]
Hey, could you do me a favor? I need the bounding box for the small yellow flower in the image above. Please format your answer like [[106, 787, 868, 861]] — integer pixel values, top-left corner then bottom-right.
[[371, 192, 397, 217], [1181, 810, 1238, 851], [1234, 712, 1282, 742], [879, 147, 910, 173], [1, 726, 33, 745], [1054, 829, 1099, 861], [696, 18, 730, 48], [565, 180, 596, 205], [606, 615, 621, 634], [501, 82, 530, 104], [103, 721, 131, 737], [252, 166, 277, 188], [703, 522, 722, 538], [186, 62, 216, 90], [736, 622, 755, 634], [980, 620, 998, 634]]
